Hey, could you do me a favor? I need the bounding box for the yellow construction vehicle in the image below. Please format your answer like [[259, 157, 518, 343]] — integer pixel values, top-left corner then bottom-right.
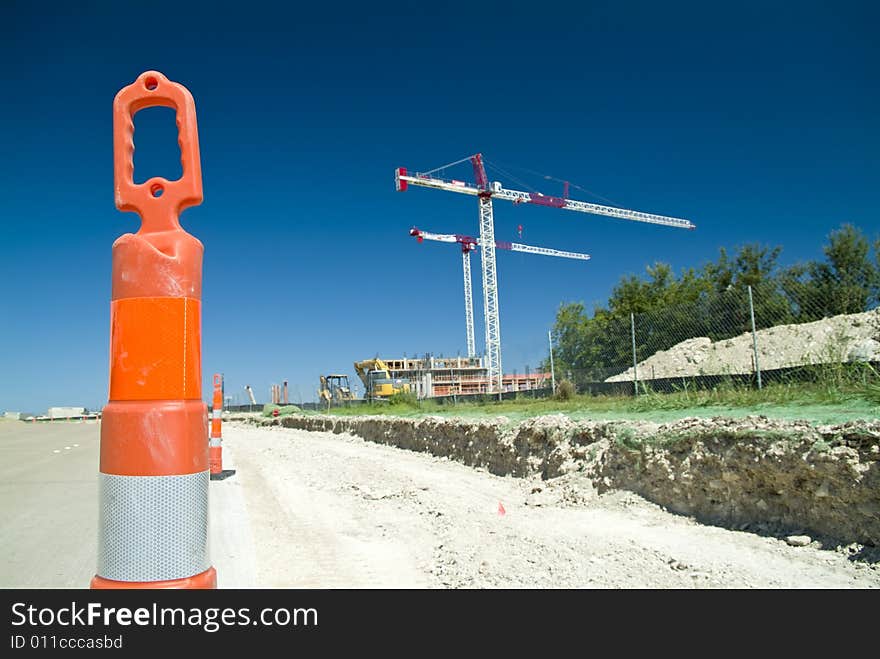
[[319, 374, 356, 404], [353, 359, 410, 400]]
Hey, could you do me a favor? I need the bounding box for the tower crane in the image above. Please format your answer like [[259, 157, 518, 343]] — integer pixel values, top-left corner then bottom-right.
[[409, 227, 590, 359], [396, 154, 695, 391]]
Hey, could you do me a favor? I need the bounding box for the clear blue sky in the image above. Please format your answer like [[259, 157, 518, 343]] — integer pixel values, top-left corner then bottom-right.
[[1, 1, 877, 412]]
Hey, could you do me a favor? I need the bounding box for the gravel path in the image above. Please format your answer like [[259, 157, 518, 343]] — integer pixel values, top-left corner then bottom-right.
[[222, 423, 880, 588]]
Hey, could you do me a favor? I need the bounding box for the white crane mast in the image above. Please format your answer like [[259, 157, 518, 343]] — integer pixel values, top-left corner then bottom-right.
[[461, 250, 476, 358], [397, 154, 694, 392], [477, 196, 501, 390]]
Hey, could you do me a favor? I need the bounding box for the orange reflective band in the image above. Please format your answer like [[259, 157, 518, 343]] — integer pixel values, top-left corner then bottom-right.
[[109, 297, 201, 401]]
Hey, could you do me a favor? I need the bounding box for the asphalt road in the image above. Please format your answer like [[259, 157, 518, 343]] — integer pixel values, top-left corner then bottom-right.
[[0, 420, 100, 587], [0, 420, 254, 588]]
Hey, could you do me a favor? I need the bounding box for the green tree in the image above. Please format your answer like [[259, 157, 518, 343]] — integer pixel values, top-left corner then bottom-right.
[[548, 225, 877, 386], [781, 224, 878, 318], [814, 224, 878, 314], [732, 244, 781, 288], [779, 262, 821, 321]]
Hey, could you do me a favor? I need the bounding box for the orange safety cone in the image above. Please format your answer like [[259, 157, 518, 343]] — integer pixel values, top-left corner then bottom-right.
[[91, 71, 216, 589], [209, 374, 223, 477]]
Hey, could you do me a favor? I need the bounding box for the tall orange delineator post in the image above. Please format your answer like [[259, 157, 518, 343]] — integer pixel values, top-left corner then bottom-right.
[[209, 373, 223, 477], [92, 70, 216, 589]]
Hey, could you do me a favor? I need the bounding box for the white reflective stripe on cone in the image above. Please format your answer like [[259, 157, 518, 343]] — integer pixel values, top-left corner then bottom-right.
[[96, 471, 209, 582], [212, 409, 221, 418], [209, 437, 222, 447]]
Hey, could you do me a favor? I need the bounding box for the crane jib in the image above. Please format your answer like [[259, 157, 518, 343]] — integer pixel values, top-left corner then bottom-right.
[[396, 168, 695, 229]]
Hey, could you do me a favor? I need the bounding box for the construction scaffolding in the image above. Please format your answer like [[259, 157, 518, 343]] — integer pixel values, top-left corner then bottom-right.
[[380, 355, 549, 398]]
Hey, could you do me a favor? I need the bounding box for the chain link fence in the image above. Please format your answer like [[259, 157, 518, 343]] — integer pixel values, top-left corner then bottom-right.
[[550, 286, 880, 396], [227, 287, 879, 408]]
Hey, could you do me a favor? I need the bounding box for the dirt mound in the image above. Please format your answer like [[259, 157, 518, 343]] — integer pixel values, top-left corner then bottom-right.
[[606, 309, 880, 382]]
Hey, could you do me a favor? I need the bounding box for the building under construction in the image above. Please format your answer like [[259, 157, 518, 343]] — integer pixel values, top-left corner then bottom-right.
[[380, 355, 549, 398]]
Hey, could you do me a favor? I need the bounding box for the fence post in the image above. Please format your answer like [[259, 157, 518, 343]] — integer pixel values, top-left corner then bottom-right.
[[631, 312, 639, 396], [548, 330, 556, 394], [748, 285, 762, 389]]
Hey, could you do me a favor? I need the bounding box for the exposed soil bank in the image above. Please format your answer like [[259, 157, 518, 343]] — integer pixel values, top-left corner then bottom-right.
[[240, 413, 880, 546]]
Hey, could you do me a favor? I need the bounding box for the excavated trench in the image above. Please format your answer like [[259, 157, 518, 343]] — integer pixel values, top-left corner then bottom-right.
[[240, 413, 880, 547]]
